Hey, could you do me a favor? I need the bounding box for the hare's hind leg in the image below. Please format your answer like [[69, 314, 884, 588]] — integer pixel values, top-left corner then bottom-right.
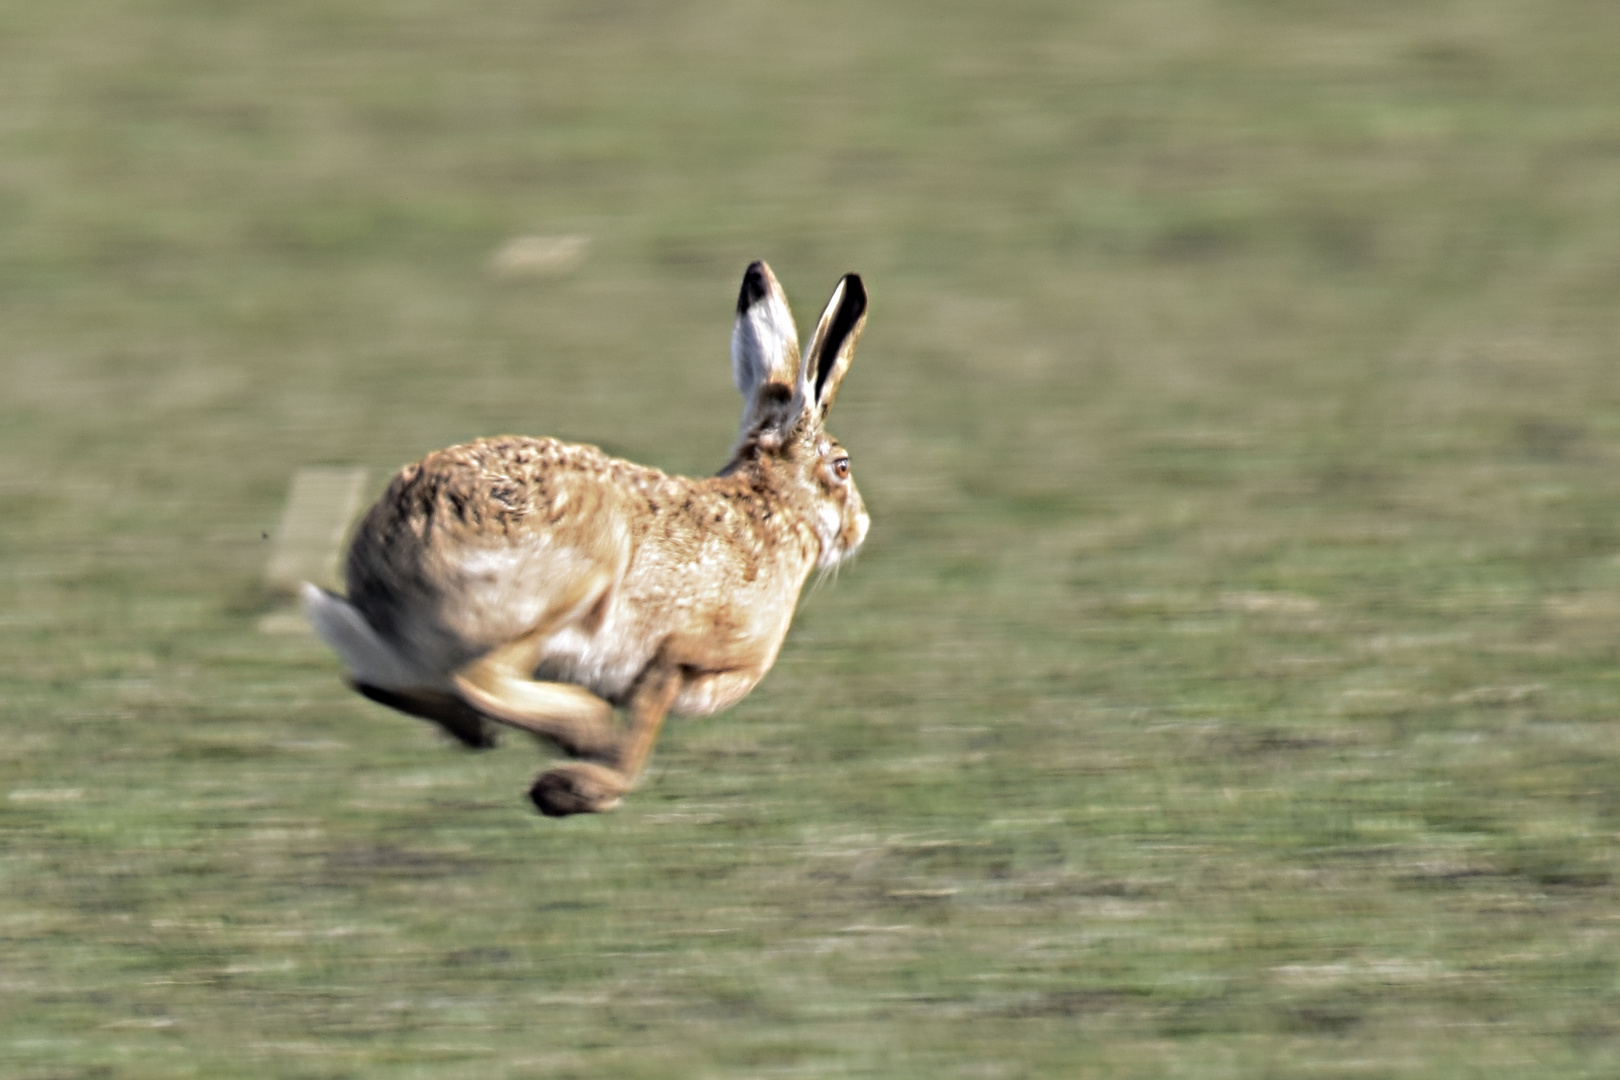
[[451, 640, 620, 761], [353, 682, 498, 749], [530, 664, 682, 817]]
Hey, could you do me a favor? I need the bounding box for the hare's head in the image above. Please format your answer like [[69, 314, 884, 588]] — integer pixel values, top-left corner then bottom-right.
[[725, 261, 869, 569]]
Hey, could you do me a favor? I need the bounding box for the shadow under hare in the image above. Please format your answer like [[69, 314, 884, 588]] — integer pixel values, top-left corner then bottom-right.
[[305, 261, 869, 816]]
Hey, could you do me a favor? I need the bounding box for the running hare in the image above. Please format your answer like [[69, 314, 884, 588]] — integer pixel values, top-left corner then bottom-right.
[[304, 262, 869, 816]]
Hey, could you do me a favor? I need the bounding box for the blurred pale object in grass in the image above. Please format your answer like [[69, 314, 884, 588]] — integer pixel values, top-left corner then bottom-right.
[[259, 466, 368, 634], [1219, 591, 1321, 615], [8, 788, 84, 803], [489, 234, 590, 279]]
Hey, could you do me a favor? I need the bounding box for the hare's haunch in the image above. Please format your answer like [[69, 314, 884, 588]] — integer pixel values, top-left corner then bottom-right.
[[306, 262, 869, 815]]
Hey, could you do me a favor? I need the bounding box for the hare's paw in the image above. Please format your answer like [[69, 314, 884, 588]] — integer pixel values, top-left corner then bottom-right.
[[530, 762, 627, 817]]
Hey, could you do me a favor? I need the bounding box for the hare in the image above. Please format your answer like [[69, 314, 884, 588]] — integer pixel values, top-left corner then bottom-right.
[[303, 262, 869, 816]]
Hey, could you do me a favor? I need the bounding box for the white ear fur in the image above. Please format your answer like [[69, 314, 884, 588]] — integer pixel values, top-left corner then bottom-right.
[[730, 261, 800, 404], [800, 273, 867, 419]]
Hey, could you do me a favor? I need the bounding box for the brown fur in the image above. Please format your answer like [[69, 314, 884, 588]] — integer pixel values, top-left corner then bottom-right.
[[306, 262, 869, 815]]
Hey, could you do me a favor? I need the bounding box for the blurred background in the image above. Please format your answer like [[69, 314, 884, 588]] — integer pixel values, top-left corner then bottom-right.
[[5, 1, 1620, 1076]]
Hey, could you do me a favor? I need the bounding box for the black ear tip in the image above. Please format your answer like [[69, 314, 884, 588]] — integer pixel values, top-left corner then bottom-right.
[[737, 261, 770, 314], [841, 273, 867, 311]]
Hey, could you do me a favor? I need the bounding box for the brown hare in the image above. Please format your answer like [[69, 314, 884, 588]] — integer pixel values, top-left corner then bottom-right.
[[304, 262, 869, 816]]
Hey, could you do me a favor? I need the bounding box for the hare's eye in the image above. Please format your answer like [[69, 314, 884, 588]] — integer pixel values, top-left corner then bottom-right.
[[832, 456, 851, 480]]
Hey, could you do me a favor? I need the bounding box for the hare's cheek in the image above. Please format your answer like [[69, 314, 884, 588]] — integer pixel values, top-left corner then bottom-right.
[[816, 502, 842, 545]]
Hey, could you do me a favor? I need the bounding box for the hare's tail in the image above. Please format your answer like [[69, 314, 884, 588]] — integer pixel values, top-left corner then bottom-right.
[[301, 582, 421, 690]]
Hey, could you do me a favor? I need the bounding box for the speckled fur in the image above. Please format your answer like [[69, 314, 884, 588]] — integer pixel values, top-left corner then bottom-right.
[[306, 262, 869, 812], [345, 427, 847, 715]]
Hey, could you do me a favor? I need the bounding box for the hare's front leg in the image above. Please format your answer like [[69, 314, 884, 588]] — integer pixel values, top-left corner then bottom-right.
[[529, 664, 682, 817]]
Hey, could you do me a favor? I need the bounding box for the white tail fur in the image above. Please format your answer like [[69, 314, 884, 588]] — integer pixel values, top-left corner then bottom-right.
[[301, 582, 422, 690]]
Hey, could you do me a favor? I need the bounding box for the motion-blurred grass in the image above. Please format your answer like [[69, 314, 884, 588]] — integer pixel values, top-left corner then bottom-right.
[[6, 1, 1620, 1076]]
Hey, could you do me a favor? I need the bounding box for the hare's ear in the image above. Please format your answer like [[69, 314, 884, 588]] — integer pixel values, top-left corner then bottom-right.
[[731, 261, 800, 402], [800, 273, 867, 420]]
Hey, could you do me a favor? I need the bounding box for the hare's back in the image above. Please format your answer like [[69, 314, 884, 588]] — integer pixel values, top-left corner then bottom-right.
[[344, 436, 646, 672]]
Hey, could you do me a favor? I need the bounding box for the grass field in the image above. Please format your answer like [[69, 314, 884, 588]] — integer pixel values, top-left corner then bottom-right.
[[7, 1, 1620, 1076]]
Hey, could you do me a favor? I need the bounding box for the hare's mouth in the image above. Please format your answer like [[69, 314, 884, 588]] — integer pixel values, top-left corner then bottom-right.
[[814, 503, 869, 570]]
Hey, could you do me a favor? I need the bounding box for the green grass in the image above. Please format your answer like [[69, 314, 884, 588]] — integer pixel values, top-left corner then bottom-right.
[[7, 0, 1620, 1075]]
